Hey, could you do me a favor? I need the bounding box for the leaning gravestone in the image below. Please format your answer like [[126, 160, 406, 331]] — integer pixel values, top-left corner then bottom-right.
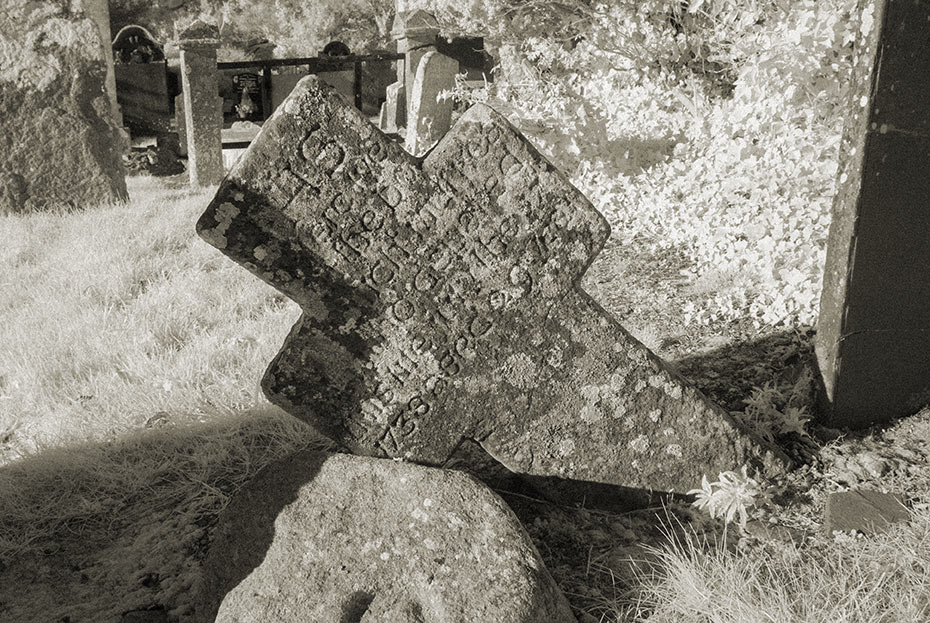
[[0, 0, 127, 213], [405, 51, 459, 156], [198, 76, 787, 495], [815, 0, 930, 428], [200, 450, 576, 623]]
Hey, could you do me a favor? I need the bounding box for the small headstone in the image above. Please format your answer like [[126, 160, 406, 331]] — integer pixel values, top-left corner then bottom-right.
[[198, 77, 787, 496], [0, 0, 127, 213], [177, 20, 224, 187], [815, 0, 930, 428], [379, 81, 406, 133], [199, 450, 576, 623], [404, 51, 459, 156], [824, 489, 909, 535]]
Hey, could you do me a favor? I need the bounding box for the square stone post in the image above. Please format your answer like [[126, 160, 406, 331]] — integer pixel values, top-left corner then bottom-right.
[[178, 20, 224, 187], [391, 10, 440, 123], [815, 0, 930, 428]]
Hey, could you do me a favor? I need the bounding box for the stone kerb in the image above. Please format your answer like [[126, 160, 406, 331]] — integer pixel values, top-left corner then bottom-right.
[[198, 76, 788, 498], [0, 0, 128, 213], [405, 51, 459, 156], [815, 0, 930, 428], [178, 19, 224, 187]]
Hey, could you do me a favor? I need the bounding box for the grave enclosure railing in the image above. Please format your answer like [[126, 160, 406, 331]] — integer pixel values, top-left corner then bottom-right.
[[217, 52, 404, 120]]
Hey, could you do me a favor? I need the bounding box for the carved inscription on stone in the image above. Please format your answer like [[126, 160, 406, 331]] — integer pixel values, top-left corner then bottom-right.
[[198, 76, 787, 493]]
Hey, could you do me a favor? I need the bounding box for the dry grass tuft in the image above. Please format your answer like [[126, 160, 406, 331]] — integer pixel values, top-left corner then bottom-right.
[[631, 513, 930, 622]]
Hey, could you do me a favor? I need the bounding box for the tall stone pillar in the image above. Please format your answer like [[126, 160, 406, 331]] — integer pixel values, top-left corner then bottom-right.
[[178, 20, 224, 187], [815, 0, 930, 428], [391, 10, 440, 120]]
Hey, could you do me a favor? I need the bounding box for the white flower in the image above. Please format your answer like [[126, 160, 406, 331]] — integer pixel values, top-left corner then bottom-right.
[[688, 465, 762, 529]]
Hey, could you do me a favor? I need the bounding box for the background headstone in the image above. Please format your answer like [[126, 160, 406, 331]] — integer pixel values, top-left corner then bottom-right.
[[0, 0, 128, 213], [815, 0, 930, 428], [404, 51, 459, 156], [85, 0, 122, 126], [379, 81, 406, 134], [392, 10, 440, 119], [200, 451, 576, 623], [178, 19, 224, 187], [198, 77, 788, 496]]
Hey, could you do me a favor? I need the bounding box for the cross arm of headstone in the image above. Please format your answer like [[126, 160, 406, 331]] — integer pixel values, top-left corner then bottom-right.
[[198, 76, 788, 494]]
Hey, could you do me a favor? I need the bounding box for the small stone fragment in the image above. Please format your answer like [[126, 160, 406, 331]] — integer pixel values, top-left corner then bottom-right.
[[824, 489, 909, 535], [198, 450, 576, 623]]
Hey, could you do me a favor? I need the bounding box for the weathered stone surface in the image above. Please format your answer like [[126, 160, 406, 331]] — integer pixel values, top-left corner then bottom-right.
[[824, 489, 909, 535], [199, 450, 576, 623], [815, 0, 930, 428], [178, 20, 224, 187], [405, 52, 459, 156], [197, 76, 787, 495], [0, 0, 128, 213], [174, 94, 188, 157]]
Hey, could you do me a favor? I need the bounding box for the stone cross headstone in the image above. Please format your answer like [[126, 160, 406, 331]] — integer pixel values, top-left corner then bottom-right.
[[815, 0, 930, 428], [0, 0, 127, 213], [178, 20, 224, 187], [405, 51, 459, 156], [198, 77, 786, 495]]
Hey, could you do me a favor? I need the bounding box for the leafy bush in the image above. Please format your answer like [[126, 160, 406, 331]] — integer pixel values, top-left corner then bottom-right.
[[445, 0, 862, 330]]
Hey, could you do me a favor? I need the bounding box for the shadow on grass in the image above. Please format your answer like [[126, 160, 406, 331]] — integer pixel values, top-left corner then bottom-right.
[[0, 410, 328, 621], [669, 326, 817, 414]]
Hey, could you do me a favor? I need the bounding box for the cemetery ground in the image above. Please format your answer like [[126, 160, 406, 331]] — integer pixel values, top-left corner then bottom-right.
[[3, 174, 930, 622]]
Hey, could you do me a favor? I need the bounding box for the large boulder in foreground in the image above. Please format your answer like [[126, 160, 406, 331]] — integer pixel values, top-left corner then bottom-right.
[[0, 0, 127, 214], [199, 450, 576, 623]]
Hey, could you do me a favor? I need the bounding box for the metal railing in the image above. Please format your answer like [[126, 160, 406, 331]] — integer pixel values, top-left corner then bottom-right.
[[217, 52, 403, 115]]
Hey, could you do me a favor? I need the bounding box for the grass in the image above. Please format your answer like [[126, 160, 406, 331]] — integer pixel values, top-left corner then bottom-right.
[[636, 511, 930, 622], [0, 176, 299, 461], [1, 170, 929, 620]]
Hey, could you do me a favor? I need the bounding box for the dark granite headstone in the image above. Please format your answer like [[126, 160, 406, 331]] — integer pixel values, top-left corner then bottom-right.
[[815, 0, 930, 428], [198, 76, 787, 495]]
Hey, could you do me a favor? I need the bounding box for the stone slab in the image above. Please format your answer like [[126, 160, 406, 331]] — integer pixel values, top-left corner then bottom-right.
[[405, 51, 459, 156], [199, 450, 576, 623], [824, 489, 909, 535], [197, 76, 788, 496], [815, 0, 930, 428], [0, 0, 127, 213]]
